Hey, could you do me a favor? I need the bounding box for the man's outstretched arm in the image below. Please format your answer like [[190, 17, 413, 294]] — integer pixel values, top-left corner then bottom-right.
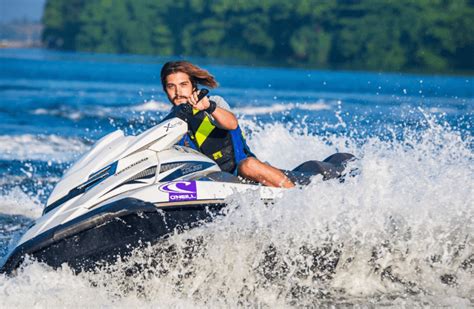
[[189, 92, 238, 130]]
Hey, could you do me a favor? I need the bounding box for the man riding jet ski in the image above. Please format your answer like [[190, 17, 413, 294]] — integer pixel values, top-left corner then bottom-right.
[[0, 63, 355, 275], [160, 61, 296, 188]]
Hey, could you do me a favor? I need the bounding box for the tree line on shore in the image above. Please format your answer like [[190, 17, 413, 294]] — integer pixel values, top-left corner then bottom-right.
[[42, 0, 474, 73]]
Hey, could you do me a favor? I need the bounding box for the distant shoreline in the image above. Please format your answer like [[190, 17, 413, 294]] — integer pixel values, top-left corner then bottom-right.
[[0, 19, 42, 48], [0, 40, 42, 49]]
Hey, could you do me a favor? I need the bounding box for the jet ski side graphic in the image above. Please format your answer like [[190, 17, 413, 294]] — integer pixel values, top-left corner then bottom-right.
[[159, 181, 198, 201]]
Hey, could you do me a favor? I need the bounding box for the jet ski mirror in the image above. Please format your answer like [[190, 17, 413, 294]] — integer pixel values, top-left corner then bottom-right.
[[175, 89, 209, 122]]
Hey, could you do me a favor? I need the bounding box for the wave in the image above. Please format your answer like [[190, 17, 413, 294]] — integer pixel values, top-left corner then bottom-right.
[[0, 188, 42, 218], [31, 105, 114, 121], [234, 101, 332, 115], [30, 100, 171, 122], [0, 134, 90, 162], [30, 100, 333, 122], [0, 188, 42, 277], [132, 100, 171, 112]]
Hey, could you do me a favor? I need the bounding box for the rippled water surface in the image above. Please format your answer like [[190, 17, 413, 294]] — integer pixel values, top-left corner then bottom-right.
[[0, 48, 472, 307]]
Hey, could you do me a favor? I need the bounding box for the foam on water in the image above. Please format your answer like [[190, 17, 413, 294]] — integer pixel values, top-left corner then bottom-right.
[[132, 100, 172, 112], [30, 100, 171, 121], [233, 101, 332, 115], [32, 107, 103, 121], [0, 188, 42, 218], [0, 263, 194, 308], [0, 116, 471, 307], [30, 100, 333, 121], [0, 134, 90, 161], [0, 189, 42, 265]]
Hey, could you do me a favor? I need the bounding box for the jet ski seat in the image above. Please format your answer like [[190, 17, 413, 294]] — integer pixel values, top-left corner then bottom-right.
[[284, 153, 356, 185], [203, 171, 244, 183]]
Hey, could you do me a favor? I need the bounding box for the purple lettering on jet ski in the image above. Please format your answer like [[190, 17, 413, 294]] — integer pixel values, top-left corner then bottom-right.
[[159, 181, 197, 201]]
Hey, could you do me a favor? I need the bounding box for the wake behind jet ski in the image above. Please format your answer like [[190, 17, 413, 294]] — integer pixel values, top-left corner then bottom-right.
[[0, 104, 355, 275]]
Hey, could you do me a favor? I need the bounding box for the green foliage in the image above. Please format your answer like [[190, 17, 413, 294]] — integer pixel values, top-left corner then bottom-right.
[[290, 27, 331, 66], [42, 0, 86, 49], [42, 0, 474, 73]]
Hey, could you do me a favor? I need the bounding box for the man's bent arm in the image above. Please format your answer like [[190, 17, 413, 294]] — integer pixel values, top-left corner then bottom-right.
[[209, 107, 238, 130], [189, 93, 239, 130]]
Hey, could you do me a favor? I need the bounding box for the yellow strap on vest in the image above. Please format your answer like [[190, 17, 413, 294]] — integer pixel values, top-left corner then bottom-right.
[[195, 116, 215, 147], [193, 108, 200, 115]]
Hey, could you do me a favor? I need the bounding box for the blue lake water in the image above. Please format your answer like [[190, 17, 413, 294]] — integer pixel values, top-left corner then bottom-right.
[[0, 48, 472, 307]]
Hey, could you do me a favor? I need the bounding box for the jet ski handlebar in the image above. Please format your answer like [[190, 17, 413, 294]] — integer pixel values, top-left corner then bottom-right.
[[175, 89, 209, 122]]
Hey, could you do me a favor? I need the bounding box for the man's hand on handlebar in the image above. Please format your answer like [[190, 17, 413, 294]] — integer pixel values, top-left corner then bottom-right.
[[175, 89, 209, 122], [188, 89, 210, 111]]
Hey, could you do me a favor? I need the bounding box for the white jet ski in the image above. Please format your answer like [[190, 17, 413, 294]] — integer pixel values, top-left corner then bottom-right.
[[0, 105, 354, 275]]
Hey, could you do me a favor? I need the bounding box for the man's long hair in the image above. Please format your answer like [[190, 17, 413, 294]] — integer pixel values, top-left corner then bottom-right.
[[160, 61, 218, 90]]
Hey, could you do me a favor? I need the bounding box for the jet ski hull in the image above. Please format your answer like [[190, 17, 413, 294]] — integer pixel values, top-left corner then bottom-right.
[[0, 198, 226, 274]]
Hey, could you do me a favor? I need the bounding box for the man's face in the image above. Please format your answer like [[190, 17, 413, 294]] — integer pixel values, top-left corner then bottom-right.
[[164, 72, 194, 106]]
